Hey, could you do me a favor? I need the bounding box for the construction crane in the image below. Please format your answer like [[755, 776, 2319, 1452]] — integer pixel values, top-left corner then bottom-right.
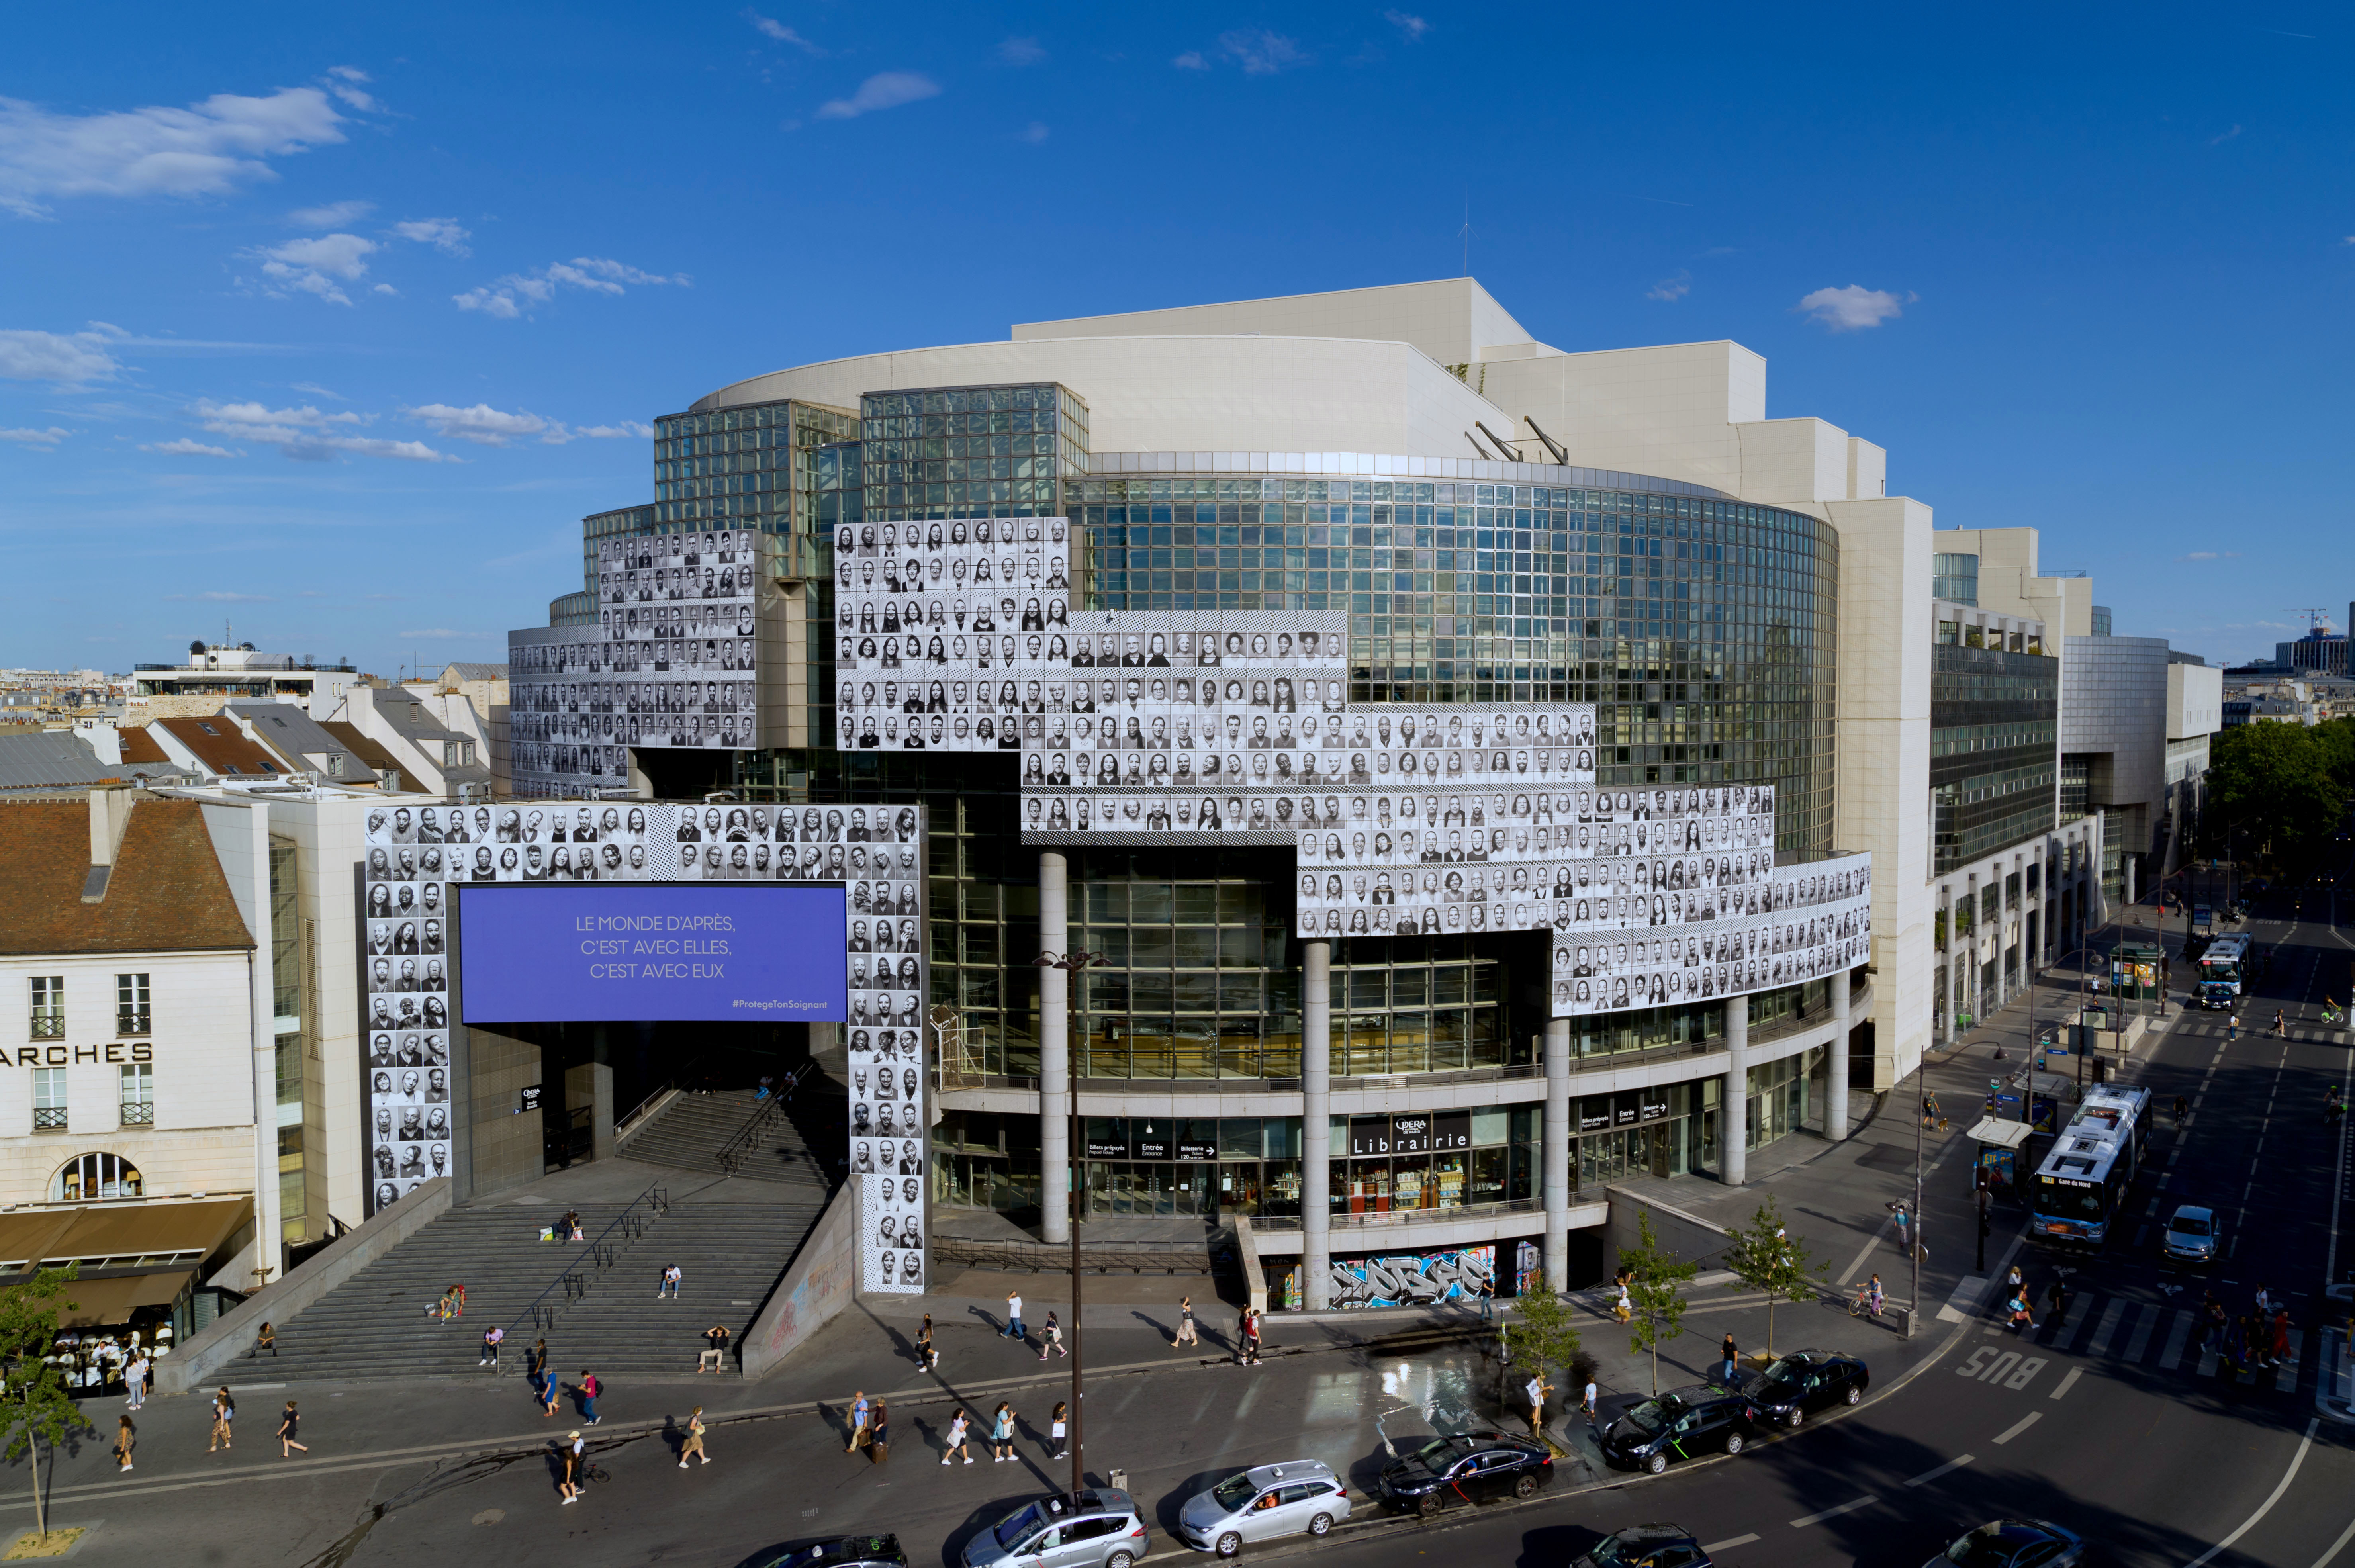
[[2285, 609, 2334, 634]]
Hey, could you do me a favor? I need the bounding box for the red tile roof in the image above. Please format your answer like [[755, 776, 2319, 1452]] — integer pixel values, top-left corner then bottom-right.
[[153, 716, 286, 779], [0, 797, 254, 956], [115, 727, 168, 764]]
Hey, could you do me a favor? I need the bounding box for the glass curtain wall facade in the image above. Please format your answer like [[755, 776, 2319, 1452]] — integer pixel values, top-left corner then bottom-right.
[[726, 399, 1844, 1220], [1930, 643, 2059, 875]]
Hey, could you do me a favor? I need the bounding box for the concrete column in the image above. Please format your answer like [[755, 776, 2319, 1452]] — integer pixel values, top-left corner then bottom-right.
[[1826, 970, 1852, 1142], [1541, 1016, 1571, 1290], [1039, 852, 1070, 1245], [1301, 940, 1332, 1310], [1721, 994, 1750, 1187]]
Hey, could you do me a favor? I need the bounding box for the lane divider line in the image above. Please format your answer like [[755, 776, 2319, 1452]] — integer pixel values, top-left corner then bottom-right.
[[2184, 1417, 2316, 1568], [1703, 1535, 1761, 1552], [2050, 1369, 2084, 1401], [1993, 1412, 2042, 1445], [1789, 1496, 1877, 1529], [1905, 1454, 1976, 1487]]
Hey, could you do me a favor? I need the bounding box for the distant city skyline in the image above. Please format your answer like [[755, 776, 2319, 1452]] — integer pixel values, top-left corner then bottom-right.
[[4, 1, 2349, 671]]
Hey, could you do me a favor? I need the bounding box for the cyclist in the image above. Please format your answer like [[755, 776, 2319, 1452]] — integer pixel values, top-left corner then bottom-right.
[[2328, 1087, 2344, 1129], [2173, 1094, 2190, 1129]]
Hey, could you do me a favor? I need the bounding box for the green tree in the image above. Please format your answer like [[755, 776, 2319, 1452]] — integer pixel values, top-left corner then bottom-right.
[[0, 1265, 88, 1542], [1618, 1211, 1698, 1395], [1723, 1197, 1824, 1358], [1499, 1272, 1584, 1428], [2203, 720, 2349, 879]]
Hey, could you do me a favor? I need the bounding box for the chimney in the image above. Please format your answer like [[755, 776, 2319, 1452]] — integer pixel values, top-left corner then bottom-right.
[[84, 785, 133, 903]]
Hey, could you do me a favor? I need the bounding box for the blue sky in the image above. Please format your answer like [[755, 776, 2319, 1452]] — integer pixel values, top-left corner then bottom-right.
[[3, 2, 2347, 676]]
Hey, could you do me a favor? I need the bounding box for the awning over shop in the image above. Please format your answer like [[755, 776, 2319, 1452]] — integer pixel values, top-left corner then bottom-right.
[[54, 1270, 193, 1329], [0, 1198, 250, 1274]]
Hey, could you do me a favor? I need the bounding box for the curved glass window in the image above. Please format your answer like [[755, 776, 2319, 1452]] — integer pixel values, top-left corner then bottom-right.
[[53, 1153, 141, 1202]]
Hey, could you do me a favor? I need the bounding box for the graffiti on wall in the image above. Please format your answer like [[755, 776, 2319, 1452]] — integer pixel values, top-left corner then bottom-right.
[[1328, 1245, 1496, 1308]]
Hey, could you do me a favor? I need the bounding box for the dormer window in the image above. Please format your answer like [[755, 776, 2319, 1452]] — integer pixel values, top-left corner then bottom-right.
[[197, 722, 219, 735]]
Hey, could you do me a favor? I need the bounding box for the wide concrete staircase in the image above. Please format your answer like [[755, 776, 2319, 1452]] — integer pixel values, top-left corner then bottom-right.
[[619, 1088, 831, 1183]]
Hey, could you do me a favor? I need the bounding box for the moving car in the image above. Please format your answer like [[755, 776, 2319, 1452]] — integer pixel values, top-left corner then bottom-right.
[[1375, 1431, 1553, 1516], [1926, 1519, 2085, 1568], [2161, 1205, 2218, 1268], [1177, 1461, 1350, 1556], [1572, 1524, 1716, 1568], [1740, 1349, 1870, 1428], [1596, 1386, 1755, 1474], [749, 1539, 910, 1568], [961, 1491, 1149, 1568]]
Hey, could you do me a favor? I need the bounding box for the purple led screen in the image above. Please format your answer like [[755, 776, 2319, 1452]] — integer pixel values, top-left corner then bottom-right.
[[456, 883, 849, 1023]]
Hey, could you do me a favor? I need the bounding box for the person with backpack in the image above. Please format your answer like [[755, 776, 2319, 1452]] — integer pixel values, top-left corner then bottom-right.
[[578, 1368, 603, 1425]]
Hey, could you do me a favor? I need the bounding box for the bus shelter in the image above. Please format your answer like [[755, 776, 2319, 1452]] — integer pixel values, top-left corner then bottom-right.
[[1965, 1116, 2034, 1206]]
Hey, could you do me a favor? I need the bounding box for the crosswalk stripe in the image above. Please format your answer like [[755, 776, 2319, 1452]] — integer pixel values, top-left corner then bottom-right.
[[2275, 1330, 2303, 1393], [2198, 1346, 2220, 1378], [2123, 1304, 2158, 1363], [2161, 1310, 2193, 1369], [2083, 1299, 2126, 1354]]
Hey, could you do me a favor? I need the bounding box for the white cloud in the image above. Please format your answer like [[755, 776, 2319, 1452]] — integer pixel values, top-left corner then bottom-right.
[[191, 398, 456, 463], [323, 67, 378, 113], [2177, 550, 2241, 561], [250, 231, 379, 305], [1646, 270, 1692, 302], [141, 437, 239, 457], [579, 421, 654, 439], [1216, 29, 1305, 74], [745, 10, 825, 53], [816, 72, 943, 119], [391, 217, 471, 256], [1795, 284, 1908, 332], [1018, 121, 1050, 144], [999, 36, 1047, 65], [289, 381, 344, 399], [372, 283, 397, 295], [288, 198, 374, 227], [0, 426, 71, 447], [1384, 10, 1431, 39], [2210, 125, 2242, 146], [0, 85, 348, 219], [405, 401, 570, 446], [453, 256, 690, 319], [1173, 51, 1209, 69], [0, 328, 120, 383]]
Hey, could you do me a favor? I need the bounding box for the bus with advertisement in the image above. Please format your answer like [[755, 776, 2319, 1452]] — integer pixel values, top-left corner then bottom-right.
[[2196, 933, 2252, 1010], [2029, 1085, 2152, 1249]]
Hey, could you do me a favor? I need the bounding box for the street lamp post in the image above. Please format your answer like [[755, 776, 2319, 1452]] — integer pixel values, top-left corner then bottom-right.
[[1035, 948, 1110, 1500]]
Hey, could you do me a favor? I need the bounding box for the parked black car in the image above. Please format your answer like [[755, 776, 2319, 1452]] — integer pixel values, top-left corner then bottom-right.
[[1596, 1386, 1756, 1474], [1925, 1519, 2085, 1568], [1573, 1524, 1716, 1568], [1375, 1432, 1554, 1516], [750, 1538, 910, 1568], [1741, 1349, 1870, 1428]]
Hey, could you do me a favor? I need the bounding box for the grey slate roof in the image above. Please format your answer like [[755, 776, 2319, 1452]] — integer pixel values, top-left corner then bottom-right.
[[0, 732, 190, 792]]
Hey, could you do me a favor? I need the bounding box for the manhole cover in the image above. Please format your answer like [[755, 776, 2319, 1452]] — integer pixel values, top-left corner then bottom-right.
[[472, 1510, 505, 1527]]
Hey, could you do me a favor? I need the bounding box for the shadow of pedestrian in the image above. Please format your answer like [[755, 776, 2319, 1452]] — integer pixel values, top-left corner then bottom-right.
[[1131, 1310, 1171, 1339]]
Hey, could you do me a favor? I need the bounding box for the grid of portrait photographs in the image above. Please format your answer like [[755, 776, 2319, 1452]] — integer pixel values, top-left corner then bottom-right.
[[1294, 779, 1766, 938], [359, 797, 931, 1292], [507, 527, 764, 794], [833, 515, 1077, 753], [1548, 853, 1872, 1019]]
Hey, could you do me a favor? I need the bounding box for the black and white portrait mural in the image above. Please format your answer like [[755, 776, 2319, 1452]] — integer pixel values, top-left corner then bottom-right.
[[360, 796, 931, 1297]]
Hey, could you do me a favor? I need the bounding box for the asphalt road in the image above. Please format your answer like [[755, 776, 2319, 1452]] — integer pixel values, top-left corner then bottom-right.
[[19, 902, 2355, 1568]]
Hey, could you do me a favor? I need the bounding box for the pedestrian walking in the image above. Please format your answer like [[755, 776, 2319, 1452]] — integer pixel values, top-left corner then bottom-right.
[[1003, 1290, 1026, 1343], [1523, 1372, 1550, 1441], [578, 1368, 603, 1425], [1581, 1376, 1598, 1421], [1038, 1311, 1067, 1361], [1612, 1282, 1633, 1325], [679, 1406, 710, 1467], [113, 1414, 134, 1472], [2267, 1308, 2292, 1369], [942, 1407, 974, 1465], [480, 1325, 503, 1369], [208, 1387, 235, 1452], [540, 1353, 562, 1418], [658, 1264, 682, 1300], [916, 1314, 938, 1371], [2229, 1014, 2241, 1043], [1243, 1306, 1265, 1365], [1889, 1200, 1912, 1251], [1921, 1091, 1940, 1129], [2174, 1094, 2189, 1129], [2201, 1294, 2227, 1352], [990, 1402, 1016, 1462], [2045, 1276, 2069, 1329], [2006, 1293, 2032, 1335], [124, 1352, 148, 1409], [699, 1324, 731, 1373], [846, 1390, 871, 1453], [1049, 1400, 1069, 1460], [559, 1430, 584, 1504], [278, 1401, 308, 1457], [1720, 1333, 1739, 1384], [1172, 1295, 1198, 1348]]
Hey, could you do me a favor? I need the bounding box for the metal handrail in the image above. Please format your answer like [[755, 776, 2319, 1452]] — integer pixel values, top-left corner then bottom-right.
[[495, 1179, 667, 1356], [715, 1063, 813, 1176]]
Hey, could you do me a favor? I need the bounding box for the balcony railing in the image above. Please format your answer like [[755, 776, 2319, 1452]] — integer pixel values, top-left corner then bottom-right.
[[32, 1108, 67, 1131], [116, 1012, 150, 1037], [28, 1015, 62, 1041], [119, 1102, 153, 1127]]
